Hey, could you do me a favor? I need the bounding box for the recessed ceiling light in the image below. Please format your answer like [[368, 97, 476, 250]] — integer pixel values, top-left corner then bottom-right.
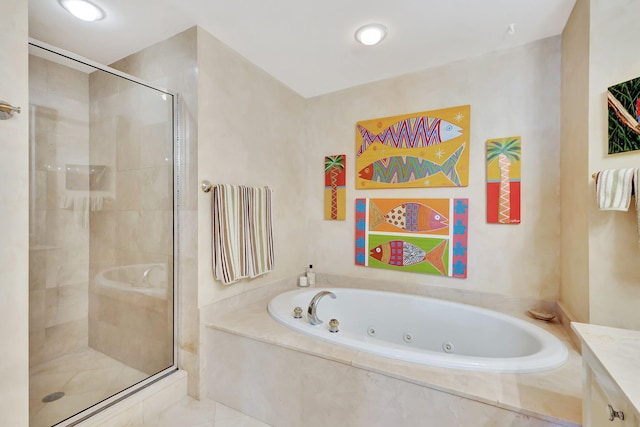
[[58, 0, 106, 22], [354, 24, 388, 46]]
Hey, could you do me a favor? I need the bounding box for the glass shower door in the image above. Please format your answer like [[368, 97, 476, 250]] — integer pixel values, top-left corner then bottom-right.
[[28, 43, 176, 426]]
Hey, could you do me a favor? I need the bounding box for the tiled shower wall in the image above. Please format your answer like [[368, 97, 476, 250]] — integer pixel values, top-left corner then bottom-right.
[[0, 2, 28, 422], [28, 55, 91, 367], [87, 69, 174, 374]]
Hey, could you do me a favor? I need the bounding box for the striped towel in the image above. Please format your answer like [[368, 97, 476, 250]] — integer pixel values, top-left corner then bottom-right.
[[212, 184, 274, 285], [595, 168, 637, 211]]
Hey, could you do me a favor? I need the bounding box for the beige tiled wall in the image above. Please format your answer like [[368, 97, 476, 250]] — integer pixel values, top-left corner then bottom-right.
[[0, 2, 29, 423], [560, 0, 640, 330], [29, 54, 91, 367], [559, 0, 590, 325], [107, 25, 310, 398], [586, 0, 640, 330], [305, 36, 563, 302], [195, 27, 308, 309]]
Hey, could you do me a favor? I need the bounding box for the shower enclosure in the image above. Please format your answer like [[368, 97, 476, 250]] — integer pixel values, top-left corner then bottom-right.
[[28, 41, 178, 426]]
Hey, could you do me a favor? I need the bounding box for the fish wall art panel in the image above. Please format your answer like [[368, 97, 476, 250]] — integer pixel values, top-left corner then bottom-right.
[[355, 105, 470, 189], [355, 198, 469, 278], [607, 76, 640, 154], [486, 137, 521, 224], [324, 155, 346, 220]]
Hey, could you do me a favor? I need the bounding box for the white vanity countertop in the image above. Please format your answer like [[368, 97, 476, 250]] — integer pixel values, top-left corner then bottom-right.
[[572, 322, 640, 415]]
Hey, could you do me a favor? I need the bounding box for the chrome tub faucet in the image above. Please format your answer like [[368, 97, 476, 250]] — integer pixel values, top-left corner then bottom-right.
[[142, 264, 161, 284], [307, 291, 336, 325]]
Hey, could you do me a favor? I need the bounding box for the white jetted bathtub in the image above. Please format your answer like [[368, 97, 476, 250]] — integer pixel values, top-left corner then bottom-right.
[[268, 287, 568, 373], [94, 263, 168, 299]]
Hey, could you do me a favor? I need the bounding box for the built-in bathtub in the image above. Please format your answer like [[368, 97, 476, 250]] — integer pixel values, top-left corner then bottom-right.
[[90, 263, 172, 374], [94, 263, 168, 299], [268, 287, 568, 373], [204, 279, 582, 426]]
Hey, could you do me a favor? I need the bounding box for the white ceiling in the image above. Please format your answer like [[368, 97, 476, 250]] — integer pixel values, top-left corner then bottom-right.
[[28, 0, 576, 98]]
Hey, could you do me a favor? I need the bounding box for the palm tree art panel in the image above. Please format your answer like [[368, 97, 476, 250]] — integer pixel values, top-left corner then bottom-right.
[[608, 75, 640, 154], [486, 137, 521, 224], [355, 198, 469, 278], [356, 105, 470, 189], [324, 155, 346, 220]]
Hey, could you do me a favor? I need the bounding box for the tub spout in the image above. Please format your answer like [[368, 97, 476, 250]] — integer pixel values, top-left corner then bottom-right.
[[142, 265, 160, 284], [307, 291, 336, 325]]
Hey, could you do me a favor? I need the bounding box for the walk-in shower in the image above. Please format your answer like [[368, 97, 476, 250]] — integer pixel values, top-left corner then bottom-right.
[[28, 41, 178, 426]]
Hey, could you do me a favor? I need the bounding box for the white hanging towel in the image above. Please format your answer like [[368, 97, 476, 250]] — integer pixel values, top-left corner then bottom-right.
[[212, 184, 274, 285], [595, 168, 637, 210], [58, 194, 104, 228], [595, 168, 640, 245]]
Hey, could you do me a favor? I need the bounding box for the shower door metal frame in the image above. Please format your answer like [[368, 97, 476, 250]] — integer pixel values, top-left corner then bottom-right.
[[28, 38, 181, 427]]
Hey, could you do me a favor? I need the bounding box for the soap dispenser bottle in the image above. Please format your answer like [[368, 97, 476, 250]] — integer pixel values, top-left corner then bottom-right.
[[306, 265, 316, 286]]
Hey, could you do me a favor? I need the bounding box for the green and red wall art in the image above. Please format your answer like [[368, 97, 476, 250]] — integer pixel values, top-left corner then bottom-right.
[[355, 198, 469, 278]]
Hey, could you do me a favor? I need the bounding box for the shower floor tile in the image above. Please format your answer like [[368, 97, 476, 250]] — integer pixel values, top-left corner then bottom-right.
[[30, 347, 147, 427]]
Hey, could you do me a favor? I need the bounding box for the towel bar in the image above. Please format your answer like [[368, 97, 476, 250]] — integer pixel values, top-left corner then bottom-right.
[[0, 100, 21, 120], [201, 181, 272, 193], [201, 180, 212, 193]]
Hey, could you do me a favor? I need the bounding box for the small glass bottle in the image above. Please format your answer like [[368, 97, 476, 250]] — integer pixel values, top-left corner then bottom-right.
[[306, 264, 316, 286]]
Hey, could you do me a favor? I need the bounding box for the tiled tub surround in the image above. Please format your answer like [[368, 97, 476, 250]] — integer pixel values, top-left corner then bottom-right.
[[89, 269, 172, 375], [203, 278, 582, 427]]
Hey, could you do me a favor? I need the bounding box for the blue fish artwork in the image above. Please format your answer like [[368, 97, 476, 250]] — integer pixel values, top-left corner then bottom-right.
[[358, 144, 465, 186]]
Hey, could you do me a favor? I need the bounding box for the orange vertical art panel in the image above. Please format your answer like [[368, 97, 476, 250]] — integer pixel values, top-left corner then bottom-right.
[[486, 137, 521, 224], [356, 105, 470, 189], [324, 155, 346, 220]]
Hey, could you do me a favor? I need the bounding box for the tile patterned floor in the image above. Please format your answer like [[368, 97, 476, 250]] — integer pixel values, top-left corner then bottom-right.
[[30, 347, 269, 427], [30, 347, 148, 427], [142, 397, 271, 427]]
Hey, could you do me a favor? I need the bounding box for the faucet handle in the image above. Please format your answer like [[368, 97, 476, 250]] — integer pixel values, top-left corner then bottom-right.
[[293, 307, 303, 319], [329, 318, 339, 333]]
